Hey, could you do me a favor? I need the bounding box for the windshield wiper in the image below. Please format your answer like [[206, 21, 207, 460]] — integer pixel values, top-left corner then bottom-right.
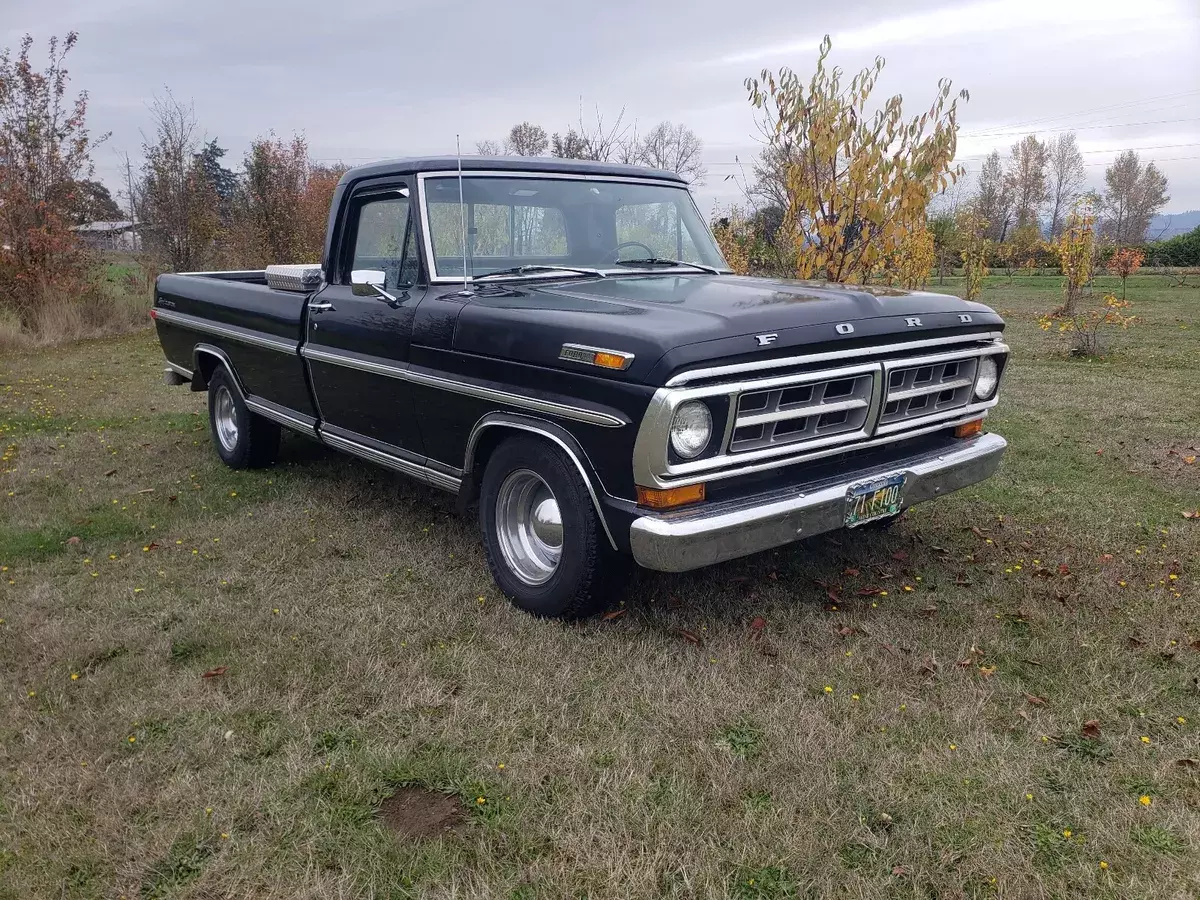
[[614, 257, 721, 275], [471, 264, 606, 282]]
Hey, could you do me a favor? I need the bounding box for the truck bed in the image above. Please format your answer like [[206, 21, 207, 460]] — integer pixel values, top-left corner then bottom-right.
[[153, 271, 318, 423]]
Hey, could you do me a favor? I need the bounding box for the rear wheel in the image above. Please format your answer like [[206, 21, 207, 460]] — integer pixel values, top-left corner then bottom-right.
[[479, 436, 626, 618], [207, 367, 280, 469]]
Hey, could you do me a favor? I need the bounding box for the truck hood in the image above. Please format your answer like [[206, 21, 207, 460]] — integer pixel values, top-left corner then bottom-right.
[[452, 274, 1004, 385]]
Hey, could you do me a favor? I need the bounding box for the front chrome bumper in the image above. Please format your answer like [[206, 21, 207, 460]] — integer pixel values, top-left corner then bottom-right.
[[628, 432, 1007, 572]]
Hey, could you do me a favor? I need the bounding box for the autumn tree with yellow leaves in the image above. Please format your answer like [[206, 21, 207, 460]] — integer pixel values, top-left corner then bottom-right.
[[744, 36, 968, 284]]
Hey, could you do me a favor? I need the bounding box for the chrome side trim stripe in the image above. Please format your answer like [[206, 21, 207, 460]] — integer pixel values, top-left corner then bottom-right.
[[665, 331, 1005, 386], [245, 398, 317, 435], [321, 431, 461, 493], [301, 345, 626, 428], [166, 361, 193, 379], [154, 308, 298, 354]]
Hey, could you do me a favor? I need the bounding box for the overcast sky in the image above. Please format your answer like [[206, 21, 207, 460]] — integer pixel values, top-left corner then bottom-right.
[[6, 0, 1200, 220]]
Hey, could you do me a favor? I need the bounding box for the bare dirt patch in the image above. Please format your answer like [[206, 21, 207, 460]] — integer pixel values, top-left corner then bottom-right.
[[377, 787, 466, 839]]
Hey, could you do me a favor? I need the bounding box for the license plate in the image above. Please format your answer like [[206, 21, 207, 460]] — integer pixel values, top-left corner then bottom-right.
[[845, 473, 906, 527]]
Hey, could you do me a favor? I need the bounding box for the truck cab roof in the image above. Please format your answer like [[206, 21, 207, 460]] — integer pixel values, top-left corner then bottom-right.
[[338, 155, 688, 186]]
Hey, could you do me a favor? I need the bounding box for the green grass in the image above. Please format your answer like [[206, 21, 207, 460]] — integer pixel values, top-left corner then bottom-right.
[[1, 274, 1198, 898]]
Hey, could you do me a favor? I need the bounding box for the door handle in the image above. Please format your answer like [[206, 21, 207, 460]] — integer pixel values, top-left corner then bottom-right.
[[309, 302, 335, 312]]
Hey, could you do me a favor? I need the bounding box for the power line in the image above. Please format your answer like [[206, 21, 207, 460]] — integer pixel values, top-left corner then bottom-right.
[[957, 89, 1200, 136]]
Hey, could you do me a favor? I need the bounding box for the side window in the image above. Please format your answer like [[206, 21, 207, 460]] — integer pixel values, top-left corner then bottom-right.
[[349, 194, 414, 290]]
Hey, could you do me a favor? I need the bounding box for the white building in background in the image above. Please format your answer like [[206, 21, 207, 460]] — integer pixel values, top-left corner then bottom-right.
[[71, 221, 143, 252]]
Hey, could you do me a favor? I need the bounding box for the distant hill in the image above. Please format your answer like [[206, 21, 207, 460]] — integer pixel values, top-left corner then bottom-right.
[[1149, 210, 1200, 240]]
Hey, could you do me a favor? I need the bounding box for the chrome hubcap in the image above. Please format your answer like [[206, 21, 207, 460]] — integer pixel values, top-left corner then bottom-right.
[[495, 469, 562, 585], [213, 385, 239, 452]]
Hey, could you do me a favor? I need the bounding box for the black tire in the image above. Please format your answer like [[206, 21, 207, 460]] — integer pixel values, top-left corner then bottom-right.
[[479, 436, 626, 618], [206, 367, 280, 469]]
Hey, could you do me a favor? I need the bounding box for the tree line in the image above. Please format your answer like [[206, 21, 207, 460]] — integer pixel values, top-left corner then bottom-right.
[[474, 112, 706, 184], [2, 29, 1195, 345]]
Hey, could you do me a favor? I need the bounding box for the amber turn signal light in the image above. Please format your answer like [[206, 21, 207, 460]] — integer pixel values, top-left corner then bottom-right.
[[637, 483, 706, 509], [955, 418, 984, 438], [592, 351, 628, 370]]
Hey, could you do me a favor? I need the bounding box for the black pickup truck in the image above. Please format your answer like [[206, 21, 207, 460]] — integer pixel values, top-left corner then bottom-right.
[[153, 156, 1008, 617]]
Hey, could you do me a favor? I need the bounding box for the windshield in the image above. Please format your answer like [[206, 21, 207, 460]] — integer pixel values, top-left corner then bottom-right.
[[422, 175, 727, 280]]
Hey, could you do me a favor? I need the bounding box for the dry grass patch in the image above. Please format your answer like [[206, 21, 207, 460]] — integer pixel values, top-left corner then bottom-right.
[[1, 276, 1198, 899]]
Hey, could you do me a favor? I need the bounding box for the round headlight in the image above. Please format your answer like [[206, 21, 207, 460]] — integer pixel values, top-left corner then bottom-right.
[[974, 356, 1000, 399], [670, 401, 712, 459]]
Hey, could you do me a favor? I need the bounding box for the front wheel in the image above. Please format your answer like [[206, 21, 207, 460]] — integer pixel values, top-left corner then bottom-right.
[[479, 436, 626, 618]]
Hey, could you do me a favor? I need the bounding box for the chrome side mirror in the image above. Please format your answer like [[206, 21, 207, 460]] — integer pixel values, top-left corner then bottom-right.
[[351, 268, 403, 305], [351, 269, 386, 296]]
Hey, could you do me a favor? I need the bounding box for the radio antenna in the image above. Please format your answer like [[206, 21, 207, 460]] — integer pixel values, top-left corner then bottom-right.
[[456, 134, 471, 296]]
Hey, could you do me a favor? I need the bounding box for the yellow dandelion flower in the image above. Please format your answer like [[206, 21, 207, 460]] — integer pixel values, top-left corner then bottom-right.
[[903, 585, 914, 592], [1139, 795, 1152, 806], [497, 763, 505, 770], [1177, 716, 1186, 725], [949, 743, 957, 751], [1025, 793, 1033, 801], [70, 672, 79, 681], [128, 735, 136, 743], [1062, 829, 1072, 839], [476, 796, 486, 805], [1099, 860, 1108, 870], [1140, 735, 1151, 744], [823, 685, 833, 693], [851, 694, 860, 701]]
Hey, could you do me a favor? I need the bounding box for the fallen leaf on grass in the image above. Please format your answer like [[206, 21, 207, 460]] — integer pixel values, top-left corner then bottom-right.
[[919, 606, 938, 618], [1184, 456, 1196, 465], [1099, 553, 1114, 562], [66, 536, 81, 545], [843, 567, 860, 577], [201, 666, 228, 679], [1127, 637, 1145, 649], [919, 656, 939, 676], [1024, 693, 1048, 706], [749, 616, 766, 633], [1057, 563, 1071, 576], [104, 469, 116, 477], [601, 609, 626, 622], [979, 665, 997, 679], [970, 526, 986, 539], [1175, 758, 1198, 769], [858, 587, 882, 596], [1183, 510, 1200, 520], [137, 488, 154, 494], [836, 625, 856, 637], [678, 629, 702, 646], [892, 865, 910, 876], [955, 573, 973, 585], [1081, 720, 1102, 739]]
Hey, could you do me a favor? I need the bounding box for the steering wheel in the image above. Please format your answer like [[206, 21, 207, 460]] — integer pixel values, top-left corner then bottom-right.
[[611, 240, 656, 262]]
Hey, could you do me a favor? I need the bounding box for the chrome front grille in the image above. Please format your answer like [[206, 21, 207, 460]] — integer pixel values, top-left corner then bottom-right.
[[730, 372, 873, 452], [635, 334, 1009, 489], [878, 357, 978, 432]]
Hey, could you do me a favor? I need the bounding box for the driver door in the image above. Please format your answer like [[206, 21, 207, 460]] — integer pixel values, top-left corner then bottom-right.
[[304, 179, 425, 457]]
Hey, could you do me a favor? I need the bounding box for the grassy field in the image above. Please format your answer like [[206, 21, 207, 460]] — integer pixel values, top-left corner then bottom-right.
[[1, 275, 1198, 899]]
